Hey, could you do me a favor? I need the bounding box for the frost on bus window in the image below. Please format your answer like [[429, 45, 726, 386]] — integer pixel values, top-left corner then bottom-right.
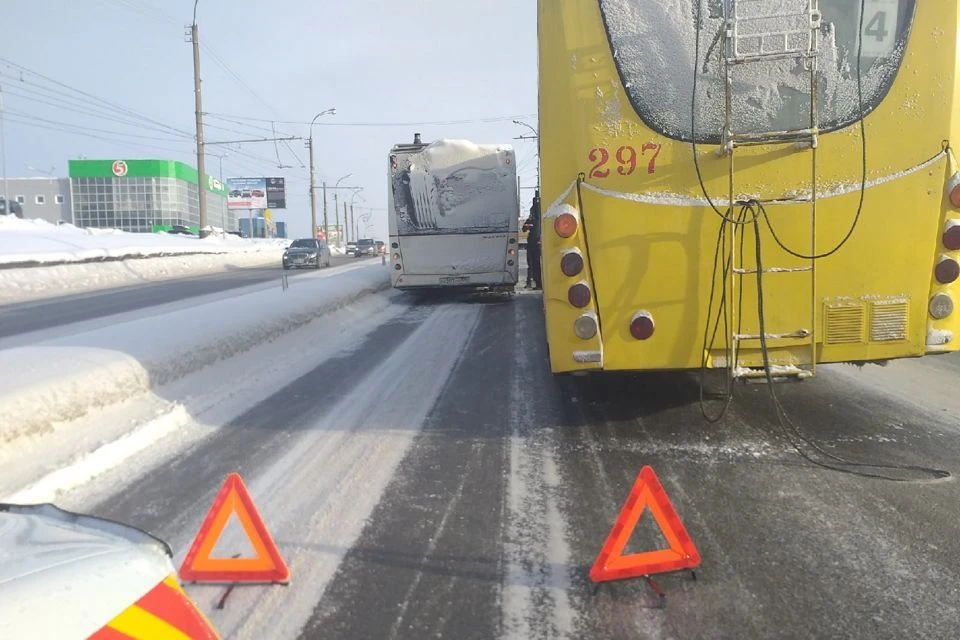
[[391, 140, 514, 236], [598, 0, 915, 143]]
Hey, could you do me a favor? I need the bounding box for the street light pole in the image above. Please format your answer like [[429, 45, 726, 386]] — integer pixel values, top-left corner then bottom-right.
[[190, 0, 209, 238], [0, 84, 8, 215], [308, 108, 335, 240], [322, 181, 328, 242], [349, 188, 364, 242]]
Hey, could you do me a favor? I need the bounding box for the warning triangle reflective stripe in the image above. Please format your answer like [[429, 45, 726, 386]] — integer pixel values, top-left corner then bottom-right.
[[590, 466, 700, 583], [179, 473, 290, 584]]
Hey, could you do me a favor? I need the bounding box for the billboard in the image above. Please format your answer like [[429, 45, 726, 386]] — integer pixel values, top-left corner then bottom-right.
[[227, 177, 286, 209]]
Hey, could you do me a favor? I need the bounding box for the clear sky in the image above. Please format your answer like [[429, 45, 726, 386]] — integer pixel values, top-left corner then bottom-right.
[[1, 0, 538, 240]]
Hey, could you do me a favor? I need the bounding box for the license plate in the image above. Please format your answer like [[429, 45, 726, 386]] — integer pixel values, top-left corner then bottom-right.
[[439, 276, 469, 284]]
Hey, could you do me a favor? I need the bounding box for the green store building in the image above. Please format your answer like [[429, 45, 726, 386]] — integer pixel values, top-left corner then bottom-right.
[[68, 159, 234, 233]]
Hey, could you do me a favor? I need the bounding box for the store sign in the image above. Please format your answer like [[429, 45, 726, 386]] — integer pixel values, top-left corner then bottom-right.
[[112, 160, 128, 177]]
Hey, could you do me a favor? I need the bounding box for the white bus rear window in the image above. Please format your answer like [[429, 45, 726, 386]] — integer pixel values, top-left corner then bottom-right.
[[599, 0, 915, 142]]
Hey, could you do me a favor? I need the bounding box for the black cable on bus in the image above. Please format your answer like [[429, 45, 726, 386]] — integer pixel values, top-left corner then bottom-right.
[[748, 198, 949, 482]]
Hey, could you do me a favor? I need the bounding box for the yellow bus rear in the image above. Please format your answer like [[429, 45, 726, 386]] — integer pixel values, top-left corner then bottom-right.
[[538, 0, 960, 376]]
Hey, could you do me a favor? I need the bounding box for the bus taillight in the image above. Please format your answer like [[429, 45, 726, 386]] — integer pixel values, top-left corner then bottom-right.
[[568, 283, 591, 308], [574, 313, 598, 339], [629, 311, 655, 340], [930, 293, 954, 319], [560, 250, 583, 277], [554, 213, 578, 238], [944, 220, 960, 250], [936, 256, 960, 284], [948, 173, 960, 208]]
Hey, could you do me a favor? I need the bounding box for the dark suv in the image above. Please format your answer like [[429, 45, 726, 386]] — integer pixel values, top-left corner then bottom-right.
[[355, 238, 377, 257]]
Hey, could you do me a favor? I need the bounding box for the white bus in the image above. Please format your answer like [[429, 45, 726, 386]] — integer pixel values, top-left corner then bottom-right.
[[388, 135, 520, 292]]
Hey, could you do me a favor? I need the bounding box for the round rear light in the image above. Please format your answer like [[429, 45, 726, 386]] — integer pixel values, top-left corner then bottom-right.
[[629, 311, 655, 340], [568, 283, 591, 308], [936, 257, 960, 284], [554, 213, 578, 238], [509, 237, 516, 244], [391, 242, 399, 249], [930, 293, 954, 319], [508, 259, 515, 266], [944, 221, 960, 250], [949, 173, 960, 208], [560, 252, 584, 277], [394, 264, 402, 271], [509, 248, 516, 256], [574, 314, 597, 339], [392, 253, 400, 260]]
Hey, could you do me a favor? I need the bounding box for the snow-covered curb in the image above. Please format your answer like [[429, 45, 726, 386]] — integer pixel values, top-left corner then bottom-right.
[[0, 250, 286, 305], [0, 264, 390, 445]]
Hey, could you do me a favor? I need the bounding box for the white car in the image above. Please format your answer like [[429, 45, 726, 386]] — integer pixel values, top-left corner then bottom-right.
[[0, 503, 219, 639]]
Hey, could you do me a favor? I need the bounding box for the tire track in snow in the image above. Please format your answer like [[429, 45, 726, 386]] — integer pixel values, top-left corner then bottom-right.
[[181, 303, 483, 639], [502, 298, 575, 640]]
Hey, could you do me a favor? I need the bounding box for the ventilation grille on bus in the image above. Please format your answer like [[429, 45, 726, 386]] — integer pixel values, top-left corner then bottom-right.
[[824, 304, 864, 345], [870, 300, 909, 342]]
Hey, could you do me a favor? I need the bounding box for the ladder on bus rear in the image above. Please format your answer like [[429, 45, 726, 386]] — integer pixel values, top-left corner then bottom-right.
[[720, 0, 821, 380]]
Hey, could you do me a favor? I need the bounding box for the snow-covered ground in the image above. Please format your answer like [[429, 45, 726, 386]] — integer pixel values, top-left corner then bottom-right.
[[0, 262, 390, 466], [0, 216, 291, 304]]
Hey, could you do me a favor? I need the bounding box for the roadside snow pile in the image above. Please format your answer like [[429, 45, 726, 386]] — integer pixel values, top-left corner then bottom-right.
[[0, 263, 390, 446], [0, 216, 289, 267], [0, 252, 288, 305]]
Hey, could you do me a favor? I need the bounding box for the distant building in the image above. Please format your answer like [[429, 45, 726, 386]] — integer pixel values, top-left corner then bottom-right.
[[1, 177, 72, 224], [68, 159, 234, 233], [239, 216, 268, 238]]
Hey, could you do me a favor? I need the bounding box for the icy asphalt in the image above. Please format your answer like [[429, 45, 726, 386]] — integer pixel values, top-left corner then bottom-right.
[[50, 289, 960, 639], [0, 255, 355, 339]]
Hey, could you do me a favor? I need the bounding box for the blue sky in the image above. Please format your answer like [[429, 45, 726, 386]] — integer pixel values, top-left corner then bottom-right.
[[1, 0, 538, 239]]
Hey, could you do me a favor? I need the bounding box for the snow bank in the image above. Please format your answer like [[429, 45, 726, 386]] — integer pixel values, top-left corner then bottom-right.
[[0, 264, 390, 445], [0, 251, 287, 305], [0, 216, 289, 267]]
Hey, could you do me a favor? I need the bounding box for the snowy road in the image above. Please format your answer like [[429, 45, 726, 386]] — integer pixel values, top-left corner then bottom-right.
[[37, 290, 960, 639], [0, 256, 358, 339]]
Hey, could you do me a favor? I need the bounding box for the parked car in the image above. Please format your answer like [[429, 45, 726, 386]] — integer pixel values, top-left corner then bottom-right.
[[345, 241, 358, 257], [0, 503, 219, 639], [283, 238, 332, 270], [355, 238, 377, 257], [167, 224, 197, 236]]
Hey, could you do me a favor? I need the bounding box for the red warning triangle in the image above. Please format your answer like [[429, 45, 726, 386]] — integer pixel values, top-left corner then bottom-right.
[[590, 466, 700, 583], [179, 473, 289, 584]]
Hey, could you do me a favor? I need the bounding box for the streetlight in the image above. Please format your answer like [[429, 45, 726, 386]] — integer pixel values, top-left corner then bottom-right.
[[333, 173, 351, 247], [308, 108, 336, 239], [513, 118, 541, 190]]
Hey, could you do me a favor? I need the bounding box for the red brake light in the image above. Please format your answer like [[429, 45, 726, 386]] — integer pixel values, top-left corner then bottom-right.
[[560, 252, 584, 277], [944, 220, 960, 250], [568, 283, 591, 308], [936, 256, 960, 284], [629, 311, 655, 340]]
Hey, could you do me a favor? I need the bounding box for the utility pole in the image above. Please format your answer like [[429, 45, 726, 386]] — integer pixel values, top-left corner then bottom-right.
[[0, 84, 8, 214], [350, 203, 355, 241], [307, 108, 335, 240], [332, 173, 351, 247], [343, 201, 348, 243], [322, 181, 328, 242], [308, 137, 316, 238], [189, 0, 209, 237]]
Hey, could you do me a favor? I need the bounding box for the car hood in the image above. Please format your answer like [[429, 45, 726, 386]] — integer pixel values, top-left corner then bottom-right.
[[285, 247, 317, 254], [0, 504, 174, 639]]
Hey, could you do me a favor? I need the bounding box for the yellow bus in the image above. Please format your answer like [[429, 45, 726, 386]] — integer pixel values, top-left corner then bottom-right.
[[538, 0, 960, 377]]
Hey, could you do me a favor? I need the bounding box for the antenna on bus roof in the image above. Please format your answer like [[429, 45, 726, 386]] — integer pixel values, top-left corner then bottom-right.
[[414, 133, 422, 144]]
